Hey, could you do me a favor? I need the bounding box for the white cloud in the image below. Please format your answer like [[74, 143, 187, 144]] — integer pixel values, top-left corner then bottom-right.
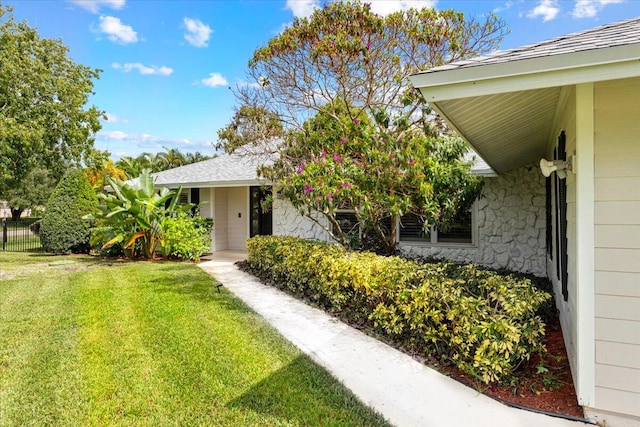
[[285, 0, 319, 18], [493, 1, 514, 13], [201, 72, 228, 88], [97, 131, 190, 146], [97, 15, 138, 44], [527, 0, 560, 22], [183, 17, 212, 47], [236, 79, 263, 89], [367, 0, 437, 16], [103, 112, 128, 123], [99, 130, 129, 140], [68, 0, 125, 13], [112, 62, 173, 76], [285, 0, 437, 19], [572, 0, 625, 18]]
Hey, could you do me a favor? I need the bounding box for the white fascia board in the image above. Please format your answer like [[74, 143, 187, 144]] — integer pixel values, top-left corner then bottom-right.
[[410, 44, 640, 102], [155, 179, 268, 189]]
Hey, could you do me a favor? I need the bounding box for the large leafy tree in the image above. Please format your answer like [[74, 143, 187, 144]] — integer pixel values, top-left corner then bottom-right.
[[228, 2, 506, 142], [4, 167, 57, 220], [221, 2, 506, 252], [0, 5, 102, 200]]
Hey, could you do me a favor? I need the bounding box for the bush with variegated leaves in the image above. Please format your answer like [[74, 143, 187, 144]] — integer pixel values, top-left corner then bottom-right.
[[247, 235, 551, 384]]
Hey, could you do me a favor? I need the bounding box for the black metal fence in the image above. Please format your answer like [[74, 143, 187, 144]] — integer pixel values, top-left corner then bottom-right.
[[1, 218, 43, 252]]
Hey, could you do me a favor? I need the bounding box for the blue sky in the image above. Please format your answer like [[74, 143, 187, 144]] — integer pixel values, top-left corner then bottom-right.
[[6, 0, 640, 159]]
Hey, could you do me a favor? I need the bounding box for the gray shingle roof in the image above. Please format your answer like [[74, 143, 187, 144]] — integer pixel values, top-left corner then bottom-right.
[[150, 149, 492, 187], [151, 151, 275, 187], [422, 16, 640, 74]]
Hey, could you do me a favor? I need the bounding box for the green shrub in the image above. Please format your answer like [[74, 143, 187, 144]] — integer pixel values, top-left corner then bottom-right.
[[161, 212, 213, 261], [247, 235, 551, 384], [39, 169, 98, 254]]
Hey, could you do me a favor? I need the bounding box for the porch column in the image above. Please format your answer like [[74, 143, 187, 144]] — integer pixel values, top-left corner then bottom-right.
[[575, 82, 596, 407]]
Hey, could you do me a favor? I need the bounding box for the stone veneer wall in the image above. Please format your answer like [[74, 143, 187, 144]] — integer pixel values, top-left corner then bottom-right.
[[272, 163, 547, 276], [400, 163, 547, 276], [272, 197, 330, 242]]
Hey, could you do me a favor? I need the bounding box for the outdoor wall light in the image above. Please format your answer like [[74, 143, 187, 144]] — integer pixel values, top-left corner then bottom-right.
[[539, 155, 575, 179]]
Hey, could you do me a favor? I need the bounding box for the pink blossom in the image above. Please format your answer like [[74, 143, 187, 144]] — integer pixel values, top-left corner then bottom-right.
[[297, 163, 306, 174], [320, 150, 327, 158], [341, 182, 351, 189], [304, 183, 313, 194], [353, 118, 359, 125], [341, 137, 346, 144], [333, 155, 342, 162], [327, 194, 333, 200]]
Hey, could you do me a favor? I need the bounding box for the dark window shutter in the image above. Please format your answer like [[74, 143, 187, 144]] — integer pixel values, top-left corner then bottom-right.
[[190, 188, 200, 215], [558, 132, 569, 301], [554, 147, 561, 281], [190, 188, 200, 205], [546, 176, 553, 259]]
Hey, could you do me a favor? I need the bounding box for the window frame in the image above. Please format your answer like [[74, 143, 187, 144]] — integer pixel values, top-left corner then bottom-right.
[[332, 209, 361, 239], [397, 202, 478, 247]]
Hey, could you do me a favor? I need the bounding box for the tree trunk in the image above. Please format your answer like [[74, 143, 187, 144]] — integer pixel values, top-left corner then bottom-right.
[[10, 208, 24, 221]]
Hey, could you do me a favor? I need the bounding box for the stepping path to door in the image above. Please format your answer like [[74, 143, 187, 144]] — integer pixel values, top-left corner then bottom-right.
[[199, 252, 589, 427]]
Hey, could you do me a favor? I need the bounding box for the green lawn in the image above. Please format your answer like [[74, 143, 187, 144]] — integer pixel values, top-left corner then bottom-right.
[[0, 253, 390, 427]]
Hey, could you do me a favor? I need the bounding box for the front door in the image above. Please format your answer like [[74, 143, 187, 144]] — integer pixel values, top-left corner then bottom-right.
[[249, 186, 273, 237]]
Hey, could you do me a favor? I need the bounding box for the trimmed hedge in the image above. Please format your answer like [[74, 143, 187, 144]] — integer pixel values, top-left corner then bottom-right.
[[39, 169, 98, 254], [247, 235, 551, 384]]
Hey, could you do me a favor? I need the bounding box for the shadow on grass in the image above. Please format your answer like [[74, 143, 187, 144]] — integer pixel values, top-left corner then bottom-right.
[[227, 355, 390, 427]]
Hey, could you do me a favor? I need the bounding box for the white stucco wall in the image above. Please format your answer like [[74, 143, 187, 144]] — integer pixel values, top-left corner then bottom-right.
[[401, 164, 547, 276]]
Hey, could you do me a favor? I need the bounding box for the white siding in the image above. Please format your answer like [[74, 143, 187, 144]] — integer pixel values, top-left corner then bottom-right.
[[214, 188, 228, 251], [593, 76, 640, 418], [226, 186, 248, 251]]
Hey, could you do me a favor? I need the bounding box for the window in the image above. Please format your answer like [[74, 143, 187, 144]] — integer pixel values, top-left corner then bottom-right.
[[333, 211, 359, 237], [331, 211, 392, 241], [250, 186, 273, 237], [177, 190, 190, 205], [399, 207, 474, 245]]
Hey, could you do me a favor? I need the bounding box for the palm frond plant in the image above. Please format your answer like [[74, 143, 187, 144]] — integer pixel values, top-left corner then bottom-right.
[[85, 169, 191, 259]]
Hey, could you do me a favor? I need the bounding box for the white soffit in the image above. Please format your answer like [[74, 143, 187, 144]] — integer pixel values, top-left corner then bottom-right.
[[433, 87, 561, 174]]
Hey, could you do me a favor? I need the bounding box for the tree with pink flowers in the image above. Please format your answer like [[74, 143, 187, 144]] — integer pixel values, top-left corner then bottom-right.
[[220, 1, 506, 252]]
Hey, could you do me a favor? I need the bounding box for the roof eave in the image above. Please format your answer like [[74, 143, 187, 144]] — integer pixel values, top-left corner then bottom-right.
[[154, 179, 267, 188], [410, 43, 640, 102]]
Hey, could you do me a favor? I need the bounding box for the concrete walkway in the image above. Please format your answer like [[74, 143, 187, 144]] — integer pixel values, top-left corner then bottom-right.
[[199, 252, 589, 427]]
